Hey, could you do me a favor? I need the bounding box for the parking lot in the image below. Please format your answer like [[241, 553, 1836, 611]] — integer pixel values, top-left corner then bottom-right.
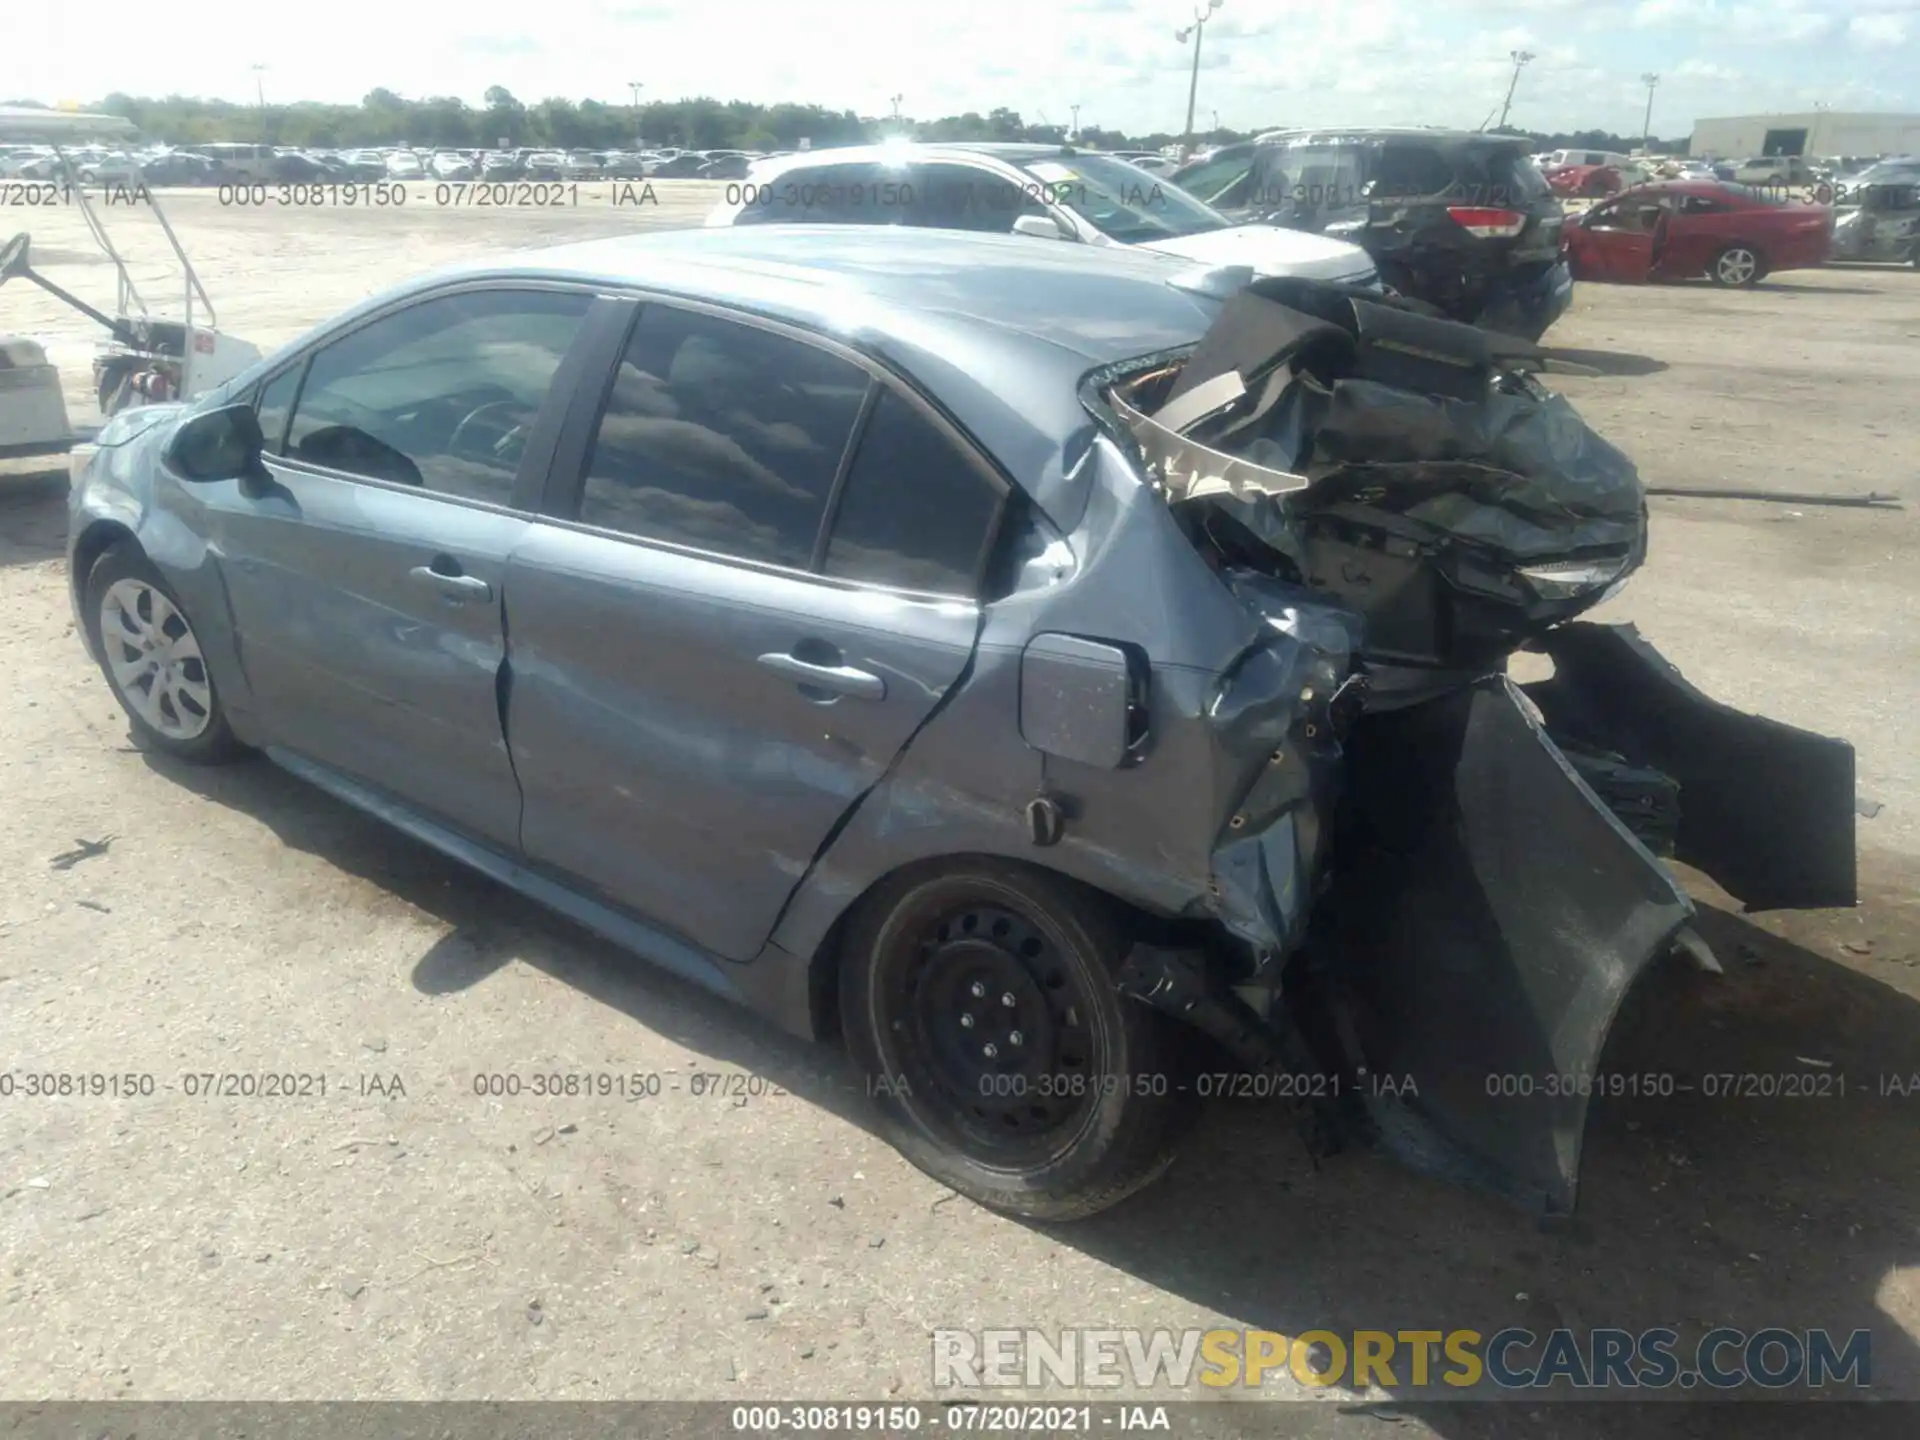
[[2, 185, 1918, 1428]]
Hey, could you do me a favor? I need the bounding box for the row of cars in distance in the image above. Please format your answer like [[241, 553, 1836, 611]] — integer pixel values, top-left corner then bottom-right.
[[706, 131, 1572, 338], [0, 141, 774, 187], [708, 127, 1908, 351]]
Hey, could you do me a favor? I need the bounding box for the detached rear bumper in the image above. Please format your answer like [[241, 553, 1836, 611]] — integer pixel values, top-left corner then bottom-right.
[[1317, 624, 1855, 1215]]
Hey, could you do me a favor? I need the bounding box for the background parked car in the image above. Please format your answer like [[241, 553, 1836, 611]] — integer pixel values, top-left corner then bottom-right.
[[1828, 181, 1920, 264], [1171, 127, 1573, 340], [649, 151, 716, 177], [1564, 180, 1834, 286], [1733, 155, 1818, 186], [707, 142, 1381, 284], [1547, 163, 1627, 199]]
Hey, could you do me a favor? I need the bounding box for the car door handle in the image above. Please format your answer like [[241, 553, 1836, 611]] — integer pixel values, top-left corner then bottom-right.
[[408, 565, 493, 602], [757, 652, 886, 702]]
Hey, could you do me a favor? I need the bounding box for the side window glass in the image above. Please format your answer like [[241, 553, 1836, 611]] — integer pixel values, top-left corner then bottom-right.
[[283, 288, 591, 504], [580, 307, 870, 569], [740, 163, 898, 225], [911, 164, 1041, 233], [1372, 146, 1454, 199], [1174, 148, 1254, 206], [824, 389, 1002, 596], [254, 363, 303, 456]]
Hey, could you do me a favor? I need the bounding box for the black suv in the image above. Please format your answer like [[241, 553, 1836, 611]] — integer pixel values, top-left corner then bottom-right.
[[1172, 128, 1573, 341]]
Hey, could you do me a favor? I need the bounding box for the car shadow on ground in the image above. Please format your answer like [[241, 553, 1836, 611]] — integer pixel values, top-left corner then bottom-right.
[[0, 470, 69, 568], [142, 748, 1920, 1431], [1750, 280, 1892, 296], [1540, 347, 1669, 378]]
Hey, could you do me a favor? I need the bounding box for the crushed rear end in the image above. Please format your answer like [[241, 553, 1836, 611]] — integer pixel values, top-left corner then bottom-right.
[[1093, 277, 1856, 1214]]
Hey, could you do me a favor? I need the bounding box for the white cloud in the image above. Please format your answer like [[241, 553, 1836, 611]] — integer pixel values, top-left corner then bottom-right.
[[1849, 13, 1911, 44], [4, 0, 1916, 138]]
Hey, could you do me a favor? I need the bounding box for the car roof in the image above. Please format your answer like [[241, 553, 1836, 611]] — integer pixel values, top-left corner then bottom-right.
[[747, 142, 1080, 173], [1253, 126, 1527, 148], [423, 225, 1229, 529]]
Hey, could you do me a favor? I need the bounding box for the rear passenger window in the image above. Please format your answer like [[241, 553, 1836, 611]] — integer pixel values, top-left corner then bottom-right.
[[1372, 146, 1455, 199], [579, 307, 870, 568], [823, 389, 1003, 595]]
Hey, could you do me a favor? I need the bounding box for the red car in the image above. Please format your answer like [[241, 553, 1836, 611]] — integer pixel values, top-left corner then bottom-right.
[[1563, 180, 1834, 286], [1546, 163, 1625, 199]]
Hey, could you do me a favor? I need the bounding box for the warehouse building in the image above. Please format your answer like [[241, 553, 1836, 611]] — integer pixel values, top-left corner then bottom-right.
[[1688, 112, 1920, 161]]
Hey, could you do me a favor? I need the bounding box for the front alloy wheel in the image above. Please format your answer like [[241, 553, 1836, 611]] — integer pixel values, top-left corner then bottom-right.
[[84, 542, 244, 763], [841, 861, 1194, 1221]]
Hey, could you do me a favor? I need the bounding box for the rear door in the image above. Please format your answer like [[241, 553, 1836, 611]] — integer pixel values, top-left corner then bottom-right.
[[215, 284, 596, 846], [504, 299, 1007, 961]]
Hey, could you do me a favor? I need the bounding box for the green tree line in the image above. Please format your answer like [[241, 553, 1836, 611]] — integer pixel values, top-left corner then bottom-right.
[[1, 91, 1673, 156]]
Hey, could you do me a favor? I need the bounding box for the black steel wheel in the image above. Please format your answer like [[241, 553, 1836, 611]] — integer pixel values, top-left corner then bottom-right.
[[840, 860, 1193, 1220]]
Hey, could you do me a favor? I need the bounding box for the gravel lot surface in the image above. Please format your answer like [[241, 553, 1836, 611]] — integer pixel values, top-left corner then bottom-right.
[[2, 183, 1916, 1434]]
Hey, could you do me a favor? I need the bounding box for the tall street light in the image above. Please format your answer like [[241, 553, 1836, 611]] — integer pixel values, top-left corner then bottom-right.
[[1070, 102, 1081, 139], [1496, 49, 1533, 131], [1640, 72, 1659, 155], [1175, 0, 1223, 163], [250, 64, 268, 143], [628, 81, 644, 147]]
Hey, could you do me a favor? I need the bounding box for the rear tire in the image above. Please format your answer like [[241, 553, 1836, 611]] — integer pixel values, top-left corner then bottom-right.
[[839, 860, 1194, 1221], [1709, 245, 1763, 287], [83, 542, 245, 765]]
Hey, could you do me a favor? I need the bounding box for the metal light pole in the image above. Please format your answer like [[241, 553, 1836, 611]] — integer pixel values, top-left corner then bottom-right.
[[890, 93, 904, 120], [251, 64, 268, 143], [1070, 103, 1080, 139], [1640, 73, 1659, 155], [628, 81, 643, 148], [1175, 0, 1223, 163], [1496, 50, 1533, 131]]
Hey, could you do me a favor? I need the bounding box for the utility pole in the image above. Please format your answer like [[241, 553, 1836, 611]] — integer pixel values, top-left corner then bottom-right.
[[1175, 0, 1224, 163], [1496, 49, 1534, 131], [1640, 73, 1659, 155], [251, 64, 268, 143]]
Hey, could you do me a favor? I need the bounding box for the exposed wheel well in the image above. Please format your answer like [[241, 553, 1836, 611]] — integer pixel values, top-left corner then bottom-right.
[[70, 521, 137, 655], [802, 851, 1219, 1046]]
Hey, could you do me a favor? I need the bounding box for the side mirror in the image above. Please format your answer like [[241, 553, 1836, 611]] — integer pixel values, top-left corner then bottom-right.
[[1011, 213, 1073, 241], [165, 402, 269, 488]]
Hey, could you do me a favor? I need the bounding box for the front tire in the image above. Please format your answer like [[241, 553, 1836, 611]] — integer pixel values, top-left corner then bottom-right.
[[1709, 245, 1763, 287], [840, 860, 1194, 1221], [83, 542, 244, 764]]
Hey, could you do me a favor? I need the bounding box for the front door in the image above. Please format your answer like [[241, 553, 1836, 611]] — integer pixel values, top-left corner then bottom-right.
[[212, 285, 595, 846], [505, 301, 1007, 961], [1570, 198, 1657, 281]]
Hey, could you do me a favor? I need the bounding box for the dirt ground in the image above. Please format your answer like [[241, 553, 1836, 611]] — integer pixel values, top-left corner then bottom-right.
[[1, 184, 1917, 1433]]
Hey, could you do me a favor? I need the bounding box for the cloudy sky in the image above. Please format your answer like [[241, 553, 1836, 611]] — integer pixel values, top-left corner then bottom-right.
[[8, 0, 1918, 138]]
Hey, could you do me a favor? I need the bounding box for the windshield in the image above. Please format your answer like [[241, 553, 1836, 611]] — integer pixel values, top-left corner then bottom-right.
[[1018, 153, 1228, 243]]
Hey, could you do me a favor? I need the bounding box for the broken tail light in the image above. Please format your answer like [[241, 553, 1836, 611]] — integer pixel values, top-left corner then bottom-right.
[[1447, 206, 1528, 238]]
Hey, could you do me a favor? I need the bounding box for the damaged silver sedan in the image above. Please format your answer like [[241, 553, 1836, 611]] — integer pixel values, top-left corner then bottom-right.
[[66, 226, 1856, 1221]]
